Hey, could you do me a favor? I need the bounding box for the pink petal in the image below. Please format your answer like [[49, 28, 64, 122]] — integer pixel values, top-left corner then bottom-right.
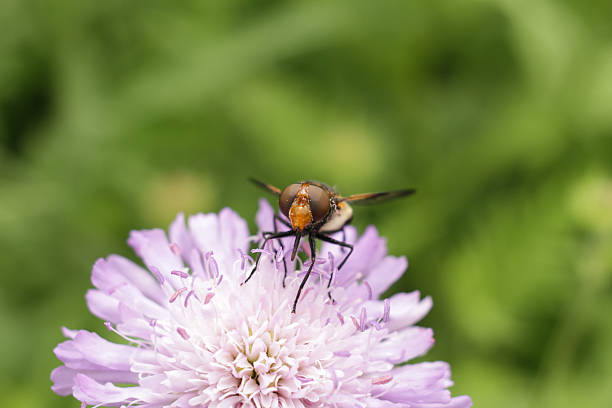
[[85, 289, 121, 322], [85, 289, 163, 330], [410, 396, 473, 408], [370, 327, 435, 364], [365, 256, 408, 298], [91, 256, 164, 304], [90, 268, 169, 321], [162, 369, 195, 392], [360, 398, 406, 408], [127, 229, 184, 288], [255, 198, 276, 233], [50, 366, 138, 396], [365, 291, 433, 331], [188, 208, 249, 269], [116, 318, 155, 339], [335, 226, 387, 287], [61, 327, 79, 339], [169, 213, 193, 255], [389, 292, 433, 330], [377, 362, 454, 404], [54, 330, 136, 371], [169, 213, 200, 270], [73, 373, 146, 406]]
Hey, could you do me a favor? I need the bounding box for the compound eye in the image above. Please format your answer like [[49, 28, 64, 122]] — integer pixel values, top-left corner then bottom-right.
[[279, 184, 301, 217], [308, 185, 331, 222]]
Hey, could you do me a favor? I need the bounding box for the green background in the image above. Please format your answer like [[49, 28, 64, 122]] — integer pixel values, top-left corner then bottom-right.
[[1, 1, 612, 407]]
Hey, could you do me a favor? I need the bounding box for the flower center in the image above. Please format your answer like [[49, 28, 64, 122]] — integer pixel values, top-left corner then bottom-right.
[[211, 321, 305, 401]]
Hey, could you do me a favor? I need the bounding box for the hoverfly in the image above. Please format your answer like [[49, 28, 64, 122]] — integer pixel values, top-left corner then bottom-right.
[[244, 179, 415, 313]]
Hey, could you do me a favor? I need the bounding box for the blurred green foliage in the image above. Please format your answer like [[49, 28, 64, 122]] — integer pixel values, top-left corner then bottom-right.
[[1, 0, 612, 407]]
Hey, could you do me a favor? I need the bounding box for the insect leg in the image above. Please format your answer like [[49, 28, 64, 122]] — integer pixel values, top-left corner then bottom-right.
[[273, 214, 291, 287], [292, 234, 316, 313], [274, 213, 291, 228], [315, 232, 354, 289], [242, 229, 295, 285], [334, 228, 348, 263]]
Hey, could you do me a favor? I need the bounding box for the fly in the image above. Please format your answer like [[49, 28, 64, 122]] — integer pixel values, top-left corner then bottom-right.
[[243, 178, 415, 313]]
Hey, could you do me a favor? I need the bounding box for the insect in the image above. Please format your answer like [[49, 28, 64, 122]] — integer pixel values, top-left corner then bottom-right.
[[243, 179, 415, 313]]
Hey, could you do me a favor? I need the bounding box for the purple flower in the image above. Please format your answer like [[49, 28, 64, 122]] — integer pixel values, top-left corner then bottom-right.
[[51, 199, 471, 408]]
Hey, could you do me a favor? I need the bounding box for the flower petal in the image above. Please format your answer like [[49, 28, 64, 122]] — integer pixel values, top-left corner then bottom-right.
[[85, 289, 121, 322], [255, 198, 276, 233], [169, 213, 210, 278], [87, 273, 168, 323], [73, 373, 146, 406], [51, 366, 138, 396], [370, 327, 435, 364], [334, 226, 386, 287], [188, 208, 249, 271], [365, 291, 433, 331], [91, 256, 165, 304], [169, 213, 196, 261], [377, 362, 454, 404], [365, 255, 408, 298], [128, 229, 184, 288], [411, 395, 473, 408], [54, 330, 136, 371]]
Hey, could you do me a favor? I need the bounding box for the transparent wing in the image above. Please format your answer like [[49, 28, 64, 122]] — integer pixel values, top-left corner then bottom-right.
[[337, 189, 415, 204]]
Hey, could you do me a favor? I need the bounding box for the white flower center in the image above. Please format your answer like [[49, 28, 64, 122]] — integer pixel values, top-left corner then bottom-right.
[[139, 258, 369, 408], [206, 308, 335, 408]]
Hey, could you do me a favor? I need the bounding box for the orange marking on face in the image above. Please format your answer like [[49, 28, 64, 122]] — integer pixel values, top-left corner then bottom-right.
[[289, 183, 313, 231]]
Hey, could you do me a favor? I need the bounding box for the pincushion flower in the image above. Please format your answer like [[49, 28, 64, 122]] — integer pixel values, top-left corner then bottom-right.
[[51, 199, 471, 408]]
